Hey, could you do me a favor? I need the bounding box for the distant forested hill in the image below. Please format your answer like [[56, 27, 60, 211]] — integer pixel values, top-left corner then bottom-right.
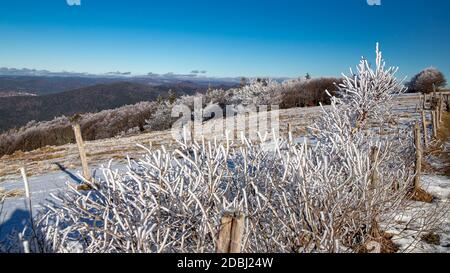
[[0, 81, 234, 132], [0, 76, 121, 95], [0, 75, 239, 96]]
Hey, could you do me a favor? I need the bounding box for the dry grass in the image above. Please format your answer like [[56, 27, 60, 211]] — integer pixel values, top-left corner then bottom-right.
[[421, 232, 441, 245], [30, 153, 65, 162], [86, 147, 141, 158], [399, 113, 413, 118], [0, 188, 24, 201], [409, 109, 450, 203], [420, 111, 450, 177], [1, 146, 65, 161], [436, 111, 450, 177], [353, 232, 399, 253], [40, 146, 66, 153], [408, 187, 434, 203], [421, 159, 438, 174]]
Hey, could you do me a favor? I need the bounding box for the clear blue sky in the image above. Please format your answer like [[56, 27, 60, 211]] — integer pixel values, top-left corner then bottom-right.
[[0, 0, 449, 79]]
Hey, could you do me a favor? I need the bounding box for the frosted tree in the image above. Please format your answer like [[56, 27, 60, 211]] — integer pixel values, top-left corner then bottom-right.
[[308, 43, 414, 248], [408, 67, 447, 94]]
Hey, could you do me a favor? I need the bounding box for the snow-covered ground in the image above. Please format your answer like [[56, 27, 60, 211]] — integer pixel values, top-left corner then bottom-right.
[[1, 93, 448, 252], [0, 163, 126, 244], [386, 175, 450, 253], [0, 94, 419, 183], [385, 107, 450, 253], [0, 106, 324, 183]]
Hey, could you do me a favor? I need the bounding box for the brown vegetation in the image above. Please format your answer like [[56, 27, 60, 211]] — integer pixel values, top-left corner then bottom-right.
[[408, 187, 434, 203], [421, 232, 441, 245], [0, 101, 162, 156], [407, 67, 447, 94], [280, 77, 342, 108]]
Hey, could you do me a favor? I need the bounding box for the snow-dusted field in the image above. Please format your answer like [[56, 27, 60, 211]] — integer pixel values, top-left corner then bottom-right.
[[1, 92, 449, 253], [386, 174, 450, 253], [0, 163, 128, 243], [0, 94, 420, 183]]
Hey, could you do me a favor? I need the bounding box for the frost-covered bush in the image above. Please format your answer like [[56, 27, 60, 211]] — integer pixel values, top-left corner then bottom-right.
[[223, 77, 340, 109], [173, 79, 284, 114], [229, 78, 284, 106], [280, 77, 342, 108], [26, 44, 416, 253], [205, 88, 233, 108], [81, 101, 159, 139], [407, 67, 447, 94], [0, 117, 74, 156], [0, 101, 159, 156], [0, 73, 339, 156], [145, 101, 178, 131]]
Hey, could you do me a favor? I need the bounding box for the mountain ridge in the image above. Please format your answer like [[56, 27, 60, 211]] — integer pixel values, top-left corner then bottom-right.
[[0, 81, 236, 133]]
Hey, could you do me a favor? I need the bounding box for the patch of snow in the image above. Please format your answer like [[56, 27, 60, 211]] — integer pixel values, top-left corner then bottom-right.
[[421, 175, 450, 200]]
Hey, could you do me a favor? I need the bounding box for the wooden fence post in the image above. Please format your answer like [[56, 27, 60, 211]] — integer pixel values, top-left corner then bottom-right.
[[72, 123, 91, 181], [368, 146, 381, 240], [20, 166, 38, 252], [421, 94, 425, 110], [229, 213, 245, 253], [421, 111, 428, 149], [424, 93, 428, 110], [445, 94, 449, 112], [217, 214, 232, 253], [436, 96, 439, 113], [414, 123, 422, 189], [287, 123, 293, 144], [217, 212, 245, 253], [432, 111, 438, 139], [190, 121, 195, 145], [419, 94, 423, 110], [445, 95, 449, 112], [20, 167, 31, 201], [436, 98, 441, 126]]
